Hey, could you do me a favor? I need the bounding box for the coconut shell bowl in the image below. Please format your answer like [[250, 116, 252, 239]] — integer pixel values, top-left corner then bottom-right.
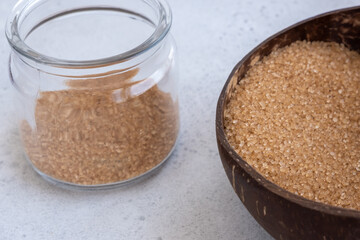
[[216, 6, 360, 240]]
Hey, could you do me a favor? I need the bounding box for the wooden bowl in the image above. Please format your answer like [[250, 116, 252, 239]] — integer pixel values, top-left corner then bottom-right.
[[216, 6, 360, 240]]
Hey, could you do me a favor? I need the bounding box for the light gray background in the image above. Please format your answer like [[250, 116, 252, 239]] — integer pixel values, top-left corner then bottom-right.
[[0, 0, 359, 239]]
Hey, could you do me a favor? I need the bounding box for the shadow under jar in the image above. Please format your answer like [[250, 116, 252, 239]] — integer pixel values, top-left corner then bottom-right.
[[6, 0, 179, 189]]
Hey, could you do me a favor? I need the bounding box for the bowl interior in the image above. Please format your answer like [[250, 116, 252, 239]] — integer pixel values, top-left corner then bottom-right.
[[217, 5, 360, 222]]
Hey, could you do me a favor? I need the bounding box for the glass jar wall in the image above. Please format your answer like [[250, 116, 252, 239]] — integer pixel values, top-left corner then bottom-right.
[[6, 0, 179, 189]]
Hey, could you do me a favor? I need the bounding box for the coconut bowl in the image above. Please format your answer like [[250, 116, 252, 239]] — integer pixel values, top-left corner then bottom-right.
[[216, 6, 360, 240]]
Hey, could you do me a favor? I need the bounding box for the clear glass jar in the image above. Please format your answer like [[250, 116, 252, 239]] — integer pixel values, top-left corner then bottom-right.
[[6, 0, 179, 189]]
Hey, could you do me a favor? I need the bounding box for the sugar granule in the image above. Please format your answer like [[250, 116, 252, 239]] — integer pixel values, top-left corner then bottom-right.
[[224, 41, 360, 210], [21, 83, 179, 185]]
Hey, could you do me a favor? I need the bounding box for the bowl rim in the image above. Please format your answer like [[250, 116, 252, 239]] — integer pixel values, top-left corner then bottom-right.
[[216, 5, 360, 218]]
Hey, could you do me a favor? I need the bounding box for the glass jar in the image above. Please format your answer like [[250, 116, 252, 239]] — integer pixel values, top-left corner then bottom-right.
[[6, 0, 179, 189]]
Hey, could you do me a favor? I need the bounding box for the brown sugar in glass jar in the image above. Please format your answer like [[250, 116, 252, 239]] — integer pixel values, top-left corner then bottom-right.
[[6, 0, 179, 188]]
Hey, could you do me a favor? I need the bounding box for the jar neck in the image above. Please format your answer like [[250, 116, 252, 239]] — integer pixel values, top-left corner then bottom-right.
[[13, 39, 167, 79], [6, 0, 172, 69]]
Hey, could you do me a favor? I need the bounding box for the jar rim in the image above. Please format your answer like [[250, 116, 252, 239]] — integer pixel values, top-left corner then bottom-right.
[[5, 0, 172, 67]]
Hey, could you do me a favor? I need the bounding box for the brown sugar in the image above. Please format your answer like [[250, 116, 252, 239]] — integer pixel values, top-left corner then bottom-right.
[[224, 41, 360, 210], [21, 72, 179, 185]]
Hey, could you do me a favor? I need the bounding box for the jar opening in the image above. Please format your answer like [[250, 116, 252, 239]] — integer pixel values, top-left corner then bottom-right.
[[6, 0, 172, 67]]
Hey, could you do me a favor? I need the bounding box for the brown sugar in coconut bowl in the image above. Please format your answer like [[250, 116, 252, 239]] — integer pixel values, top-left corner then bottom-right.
[[216, 6, 360, 240]]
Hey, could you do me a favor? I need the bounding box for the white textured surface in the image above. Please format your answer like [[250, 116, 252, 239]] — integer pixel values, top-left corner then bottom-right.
[[1, 0, 359, 239]]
